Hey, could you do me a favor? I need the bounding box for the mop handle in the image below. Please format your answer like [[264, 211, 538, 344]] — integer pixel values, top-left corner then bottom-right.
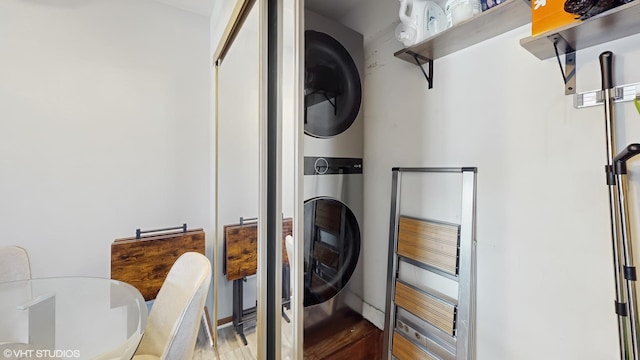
[[615, 142, 640, 360], [601, 51, 614, 91], [600, 50, 633, 360], [615, 144, 640, 172]]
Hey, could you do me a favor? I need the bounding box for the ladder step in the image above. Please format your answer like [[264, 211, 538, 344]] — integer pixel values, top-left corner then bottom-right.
[[397, 216, 460, 275], [384, 168, 477, 360], [394, 281, 456, 336], [396, 315, 455, 360], [393, 331, 440, 360]]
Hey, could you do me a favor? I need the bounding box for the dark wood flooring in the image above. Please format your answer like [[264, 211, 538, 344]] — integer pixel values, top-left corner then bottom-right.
[[303, 310, 383, 360], [211, 309, 383, 359]]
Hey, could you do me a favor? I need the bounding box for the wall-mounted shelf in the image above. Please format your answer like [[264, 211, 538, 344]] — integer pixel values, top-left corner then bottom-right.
[[394, 0, 531, 64], [520, 1, 640, 60]]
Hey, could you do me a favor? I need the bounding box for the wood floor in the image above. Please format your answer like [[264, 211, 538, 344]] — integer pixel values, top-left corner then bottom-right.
[[303, 310, 383, 360], [193, 309, 294, 360], [194, 309, 383, 360]]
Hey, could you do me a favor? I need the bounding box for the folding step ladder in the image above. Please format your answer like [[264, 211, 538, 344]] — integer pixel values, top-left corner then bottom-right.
[[383, 167, 477, 360]]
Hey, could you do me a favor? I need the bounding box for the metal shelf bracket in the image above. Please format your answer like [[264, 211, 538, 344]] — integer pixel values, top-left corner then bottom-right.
[[575, 82, 640, 109], [410, 52, 434, 89], [549, 34, 576, 95]]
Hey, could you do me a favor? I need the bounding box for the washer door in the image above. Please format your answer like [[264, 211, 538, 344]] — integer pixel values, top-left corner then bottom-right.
[[303, 197, 361, 307], [304, 30, 362, 138]]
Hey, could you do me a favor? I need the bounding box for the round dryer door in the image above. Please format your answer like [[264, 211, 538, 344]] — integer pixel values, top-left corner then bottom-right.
[[303, 197, 360, 307], [304, 30, 362, 138]]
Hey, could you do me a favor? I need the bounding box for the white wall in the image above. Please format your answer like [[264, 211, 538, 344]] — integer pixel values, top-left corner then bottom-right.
[[342, 1, 640, 358], [0, 0, 211, 280]]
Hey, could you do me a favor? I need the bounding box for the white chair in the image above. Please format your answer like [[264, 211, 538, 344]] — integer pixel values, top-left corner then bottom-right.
[[133, 252, 212, 360], [0, 246, 31, 283], [285, 235, 294, 296], [0, 246, 31, 347]]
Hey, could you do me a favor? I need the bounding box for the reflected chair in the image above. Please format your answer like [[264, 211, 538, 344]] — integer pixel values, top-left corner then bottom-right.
[[0, 246, 31, 283], [133, 252, 212, 360], [0, 245, 31, 343], [0, 246, 32, 348], [285, 235, 294, 298]]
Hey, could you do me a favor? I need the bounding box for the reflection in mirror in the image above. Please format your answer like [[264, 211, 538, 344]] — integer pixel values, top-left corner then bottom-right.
[[215, 0, 297, 358], [304, 30, 362, 138], [282, 0, 300, 357], [303, 198, 360, 307], [215, 2, 261, 358]]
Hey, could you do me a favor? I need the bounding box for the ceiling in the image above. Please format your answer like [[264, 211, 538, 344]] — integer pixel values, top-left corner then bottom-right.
[[152, 0, 365, 20]]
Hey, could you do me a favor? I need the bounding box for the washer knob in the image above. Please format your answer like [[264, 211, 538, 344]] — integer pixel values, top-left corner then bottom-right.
[[314, 158, 329, 174]]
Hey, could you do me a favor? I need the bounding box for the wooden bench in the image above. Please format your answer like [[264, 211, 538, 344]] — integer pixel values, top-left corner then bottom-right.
[[110, 226, 213, 345]]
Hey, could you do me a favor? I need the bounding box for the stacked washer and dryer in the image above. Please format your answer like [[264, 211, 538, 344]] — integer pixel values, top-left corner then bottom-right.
[[302, 10, 365, 332]]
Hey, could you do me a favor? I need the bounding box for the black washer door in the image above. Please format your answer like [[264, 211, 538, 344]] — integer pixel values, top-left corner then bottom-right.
[[304, 30, 361, 138], [303, 197, 360, 307]]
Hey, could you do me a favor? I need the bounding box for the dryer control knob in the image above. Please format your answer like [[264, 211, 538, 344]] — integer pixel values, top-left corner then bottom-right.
[[314, 158, 329, 174]]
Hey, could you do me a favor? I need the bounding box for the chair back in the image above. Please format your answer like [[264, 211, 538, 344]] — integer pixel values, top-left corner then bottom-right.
[[0, 246, 31, 283], [135, 252, 211, 360]]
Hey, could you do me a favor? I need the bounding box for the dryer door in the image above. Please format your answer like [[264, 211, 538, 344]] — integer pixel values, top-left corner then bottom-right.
[[303, 197, 361, 307], [304, 30, 362, 138]]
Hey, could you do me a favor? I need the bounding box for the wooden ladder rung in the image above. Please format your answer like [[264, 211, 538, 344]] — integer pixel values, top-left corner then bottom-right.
[[397, 216, 460, 275], [392, 331, 438, 360], [394, 281, 456, 336]]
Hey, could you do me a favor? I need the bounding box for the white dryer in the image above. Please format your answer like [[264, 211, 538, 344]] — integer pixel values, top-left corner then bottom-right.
[[304, 10, 364, 159]]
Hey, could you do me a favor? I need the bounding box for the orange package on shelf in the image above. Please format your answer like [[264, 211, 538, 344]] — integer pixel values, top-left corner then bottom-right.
[[531, 0, 580, 36]]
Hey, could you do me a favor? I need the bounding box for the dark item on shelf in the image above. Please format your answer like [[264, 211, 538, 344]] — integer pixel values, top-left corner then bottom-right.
[[564, 0, 619, 19], [481, 0, 505, 11]]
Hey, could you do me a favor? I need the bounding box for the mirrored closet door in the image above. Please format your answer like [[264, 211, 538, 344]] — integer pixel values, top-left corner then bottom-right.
[[213, 0, 303, 358]]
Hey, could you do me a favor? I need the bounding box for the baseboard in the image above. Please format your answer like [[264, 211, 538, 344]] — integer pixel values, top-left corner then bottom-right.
[[218, 304, 385, 330], [362, 302, 385, 330], [217, 315, 233, 328]]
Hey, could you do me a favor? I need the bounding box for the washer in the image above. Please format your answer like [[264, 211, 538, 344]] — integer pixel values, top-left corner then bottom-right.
[[304, 10, 364, 159], [303, 156, 363, 330]]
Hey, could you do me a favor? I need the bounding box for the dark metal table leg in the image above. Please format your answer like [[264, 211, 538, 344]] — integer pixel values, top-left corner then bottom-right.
[[282, 264, 291, 310], [239, 331, 248, 346], [233, 279, 248, 346], [282, 309, 290, 323]]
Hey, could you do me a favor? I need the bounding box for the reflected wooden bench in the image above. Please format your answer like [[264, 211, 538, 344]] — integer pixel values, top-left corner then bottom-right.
[[223, 217, 293, 345]]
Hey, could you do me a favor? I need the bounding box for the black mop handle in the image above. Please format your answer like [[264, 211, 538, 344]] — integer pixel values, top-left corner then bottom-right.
[[600, 50, 634, 360], [601, 51, 614, 91], [615, 144, 640, 175], [615, 144, 640, 164]]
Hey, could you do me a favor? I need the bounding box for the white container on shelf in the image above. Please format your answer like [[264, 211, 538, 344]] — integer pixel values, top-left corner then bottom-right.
[[444, 0, 481, 27], [395, 22, 418, 47], [424, 1, 446, 37], [398, 0, 428, 45], [397, 0, 447, 46]]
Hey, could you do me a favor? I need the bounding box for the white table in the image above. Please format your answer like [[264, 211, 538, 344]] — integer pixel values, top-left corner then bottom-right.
[[0, 277, 147, 360]]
